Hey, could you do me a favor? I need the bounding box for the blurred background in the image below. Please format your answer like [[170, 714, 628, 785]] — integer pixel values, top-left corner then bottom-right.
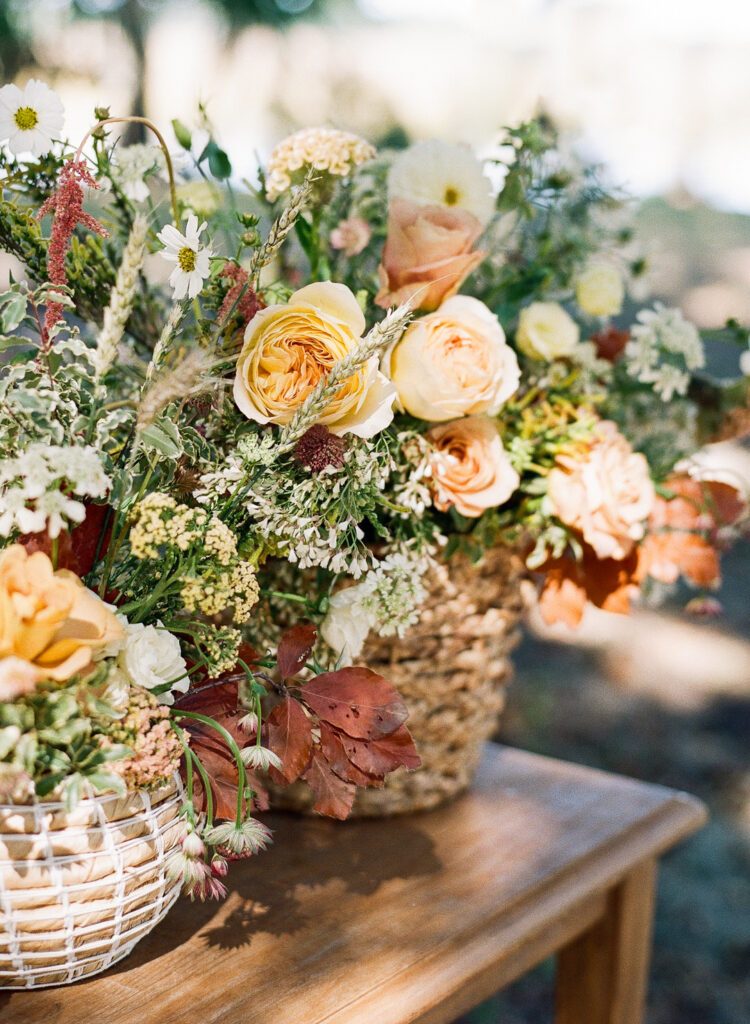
[[1, 1, 749, 1020]]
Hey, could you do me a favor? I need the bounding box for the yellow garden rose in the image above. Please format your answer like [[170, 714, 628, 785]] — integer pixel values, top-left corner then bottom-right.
[[516, 301, 580, 361], [388, 295, 520, 421], [0, 545, 123, 683], [427, 416, 519, 518], [575, 261, 624, 317], [233, 282, 396, 438]]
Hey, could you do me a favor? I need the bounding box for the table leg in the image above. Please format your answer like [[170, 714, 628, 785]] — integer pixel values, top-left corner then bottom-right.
[[555, 858, 658, 1024]]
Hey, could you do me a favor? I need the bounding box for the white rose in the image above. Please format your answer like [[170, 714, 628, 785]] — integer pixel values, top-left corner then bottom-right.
[[575, 261, 624, 317], [516, 302, 580, 361], [118, 621, 189, 705], [320, 584, 377, 666], [387, 295, 520, 421]]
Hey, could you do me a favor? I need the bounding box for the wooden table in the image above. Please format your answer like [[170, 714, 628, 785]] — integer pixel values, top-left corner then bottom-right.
[[1, 744, 706, 1024]]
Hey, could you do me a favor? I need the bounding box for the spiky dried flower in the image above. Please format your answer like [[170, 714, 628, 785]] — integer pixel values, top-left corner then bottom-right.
[[293, 424, 347, 473], [137, 349, 214, 430]]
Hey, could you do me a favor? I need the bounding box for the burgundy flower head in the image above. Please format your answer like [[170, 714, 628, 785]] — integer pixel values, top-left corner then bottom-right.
[[293, 424, 347, 473]]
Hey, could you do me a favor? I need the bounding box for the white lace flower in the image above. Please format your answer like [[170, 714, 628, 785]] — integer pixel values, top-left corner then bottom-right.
[[157, 214, 212, 300], [0, 79, 64, 157], [388, 140, 494, 224], [110, 143, 167, 202]]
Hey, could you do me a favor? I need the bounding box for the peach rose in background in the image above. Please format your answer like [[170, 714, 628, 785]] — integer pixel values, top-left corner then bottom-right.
[[547, 421, 655, 560], [233, 281, 396, 438], [426, 416, 520, 518], [516, 301, 580, 361], [330, 217, 371, 257], [387, 295, 520, 421], [375, 198, 485, 312], [0, 545, 123, 683]]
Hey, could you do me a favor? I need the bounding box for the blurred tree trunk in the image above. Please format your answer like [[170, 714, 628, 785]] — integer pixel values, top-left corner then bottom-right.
[[118, 0, 148, 142]]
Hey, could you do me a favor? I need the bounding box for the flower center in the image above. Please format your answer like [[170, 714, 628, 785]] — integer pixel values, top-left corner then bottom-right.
[[178, 246, 197, 273], [14, 106, 38, 131], [443, 186, 459, 206]]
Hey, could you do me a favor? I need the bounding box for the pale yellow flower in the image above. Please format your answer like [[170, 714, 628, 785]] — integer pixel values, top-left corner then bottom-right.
[[516, 301, 580, 361], [265, 127, 375, 202], [575, 261, 624, 317]]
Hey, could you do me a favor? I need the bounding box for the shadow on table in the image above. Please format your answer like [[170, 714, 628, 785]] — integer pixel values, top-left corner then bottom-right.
[[104, 811, 443, 974]]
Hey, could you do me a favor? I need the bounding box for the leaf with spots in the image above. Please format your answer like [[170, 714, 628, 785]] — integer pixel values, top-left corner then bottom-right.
[[337, 725, 421, 776], [302, 749, 356, 819], [277, 623, 318, 681], [318, 722, 383, 788], [300, 667, 408, 740], [264, 696, 314, 784]]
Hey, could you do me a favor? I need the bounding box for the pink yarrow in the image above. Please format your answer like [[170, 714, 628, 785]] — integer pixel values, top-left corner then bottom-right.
[[37, 159, 108, 343]]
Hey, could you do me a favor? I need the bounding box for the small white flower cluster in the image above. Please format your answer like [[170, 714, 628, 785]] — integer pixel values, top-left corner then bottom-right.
[[320, 548, 430, 663], [624, 304, 704, 401], [108, 144, 168, 203], [390, 432, 434, 517], [0, 444, 110, 538], [568, 341, 613, 395]]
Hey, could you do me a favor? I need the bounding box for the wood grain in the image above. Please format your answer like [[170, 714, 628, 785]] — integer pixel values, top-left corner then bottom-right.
[[1, 744, 706, 1024]]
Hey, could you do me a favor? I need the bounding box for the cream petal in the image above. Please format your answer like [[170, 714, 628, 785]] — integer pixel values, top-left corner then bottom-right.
[[233, 368, 271, 424], [289, 281, 366, 335], [329, 365, 396, 438]]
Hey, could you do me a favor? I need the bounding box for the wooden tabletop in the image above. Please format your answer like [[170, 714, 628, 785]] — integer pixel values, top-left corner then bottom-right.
[[1, 744, 706, 1024]]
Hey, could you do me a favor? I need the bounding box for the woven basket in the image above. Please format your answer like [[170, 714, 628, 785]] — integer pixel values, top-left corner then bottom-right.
[[273, 544, 527, 817], [0, 775, 184, 989]]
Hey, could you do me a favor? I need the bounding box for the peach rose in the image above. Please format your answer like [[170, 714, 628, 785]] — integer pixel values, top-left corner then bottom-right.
[[547, 422, 655, 560], [0, 545, 123, 683], [233, 281, 396, 438], [0, 657, 39, 701], [427, 416, 519, 518], [388, 295, 520, 421], [375, 198, 485, 312]]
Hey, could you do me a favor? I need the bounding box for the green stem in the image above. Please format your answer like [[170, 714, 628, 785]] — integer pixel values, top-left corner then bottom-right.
[[172, 710, 248, 826], [170, 720, 214, 827]]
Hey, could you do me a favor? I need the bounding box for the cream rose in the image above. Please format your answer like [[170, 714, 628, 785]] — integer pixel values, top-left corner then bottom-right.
[[0, 545, 122, 682], [320, 584, 377, 666], [118, 621, 189, 705], [516, 301, 580, 361], [0, 657, 38, 701], [427, 416, 519, 518], [575, 261, 624, 317], [547, 421, 655, 560], [387, 296, 520, 422], [233, 281, 396, 438]]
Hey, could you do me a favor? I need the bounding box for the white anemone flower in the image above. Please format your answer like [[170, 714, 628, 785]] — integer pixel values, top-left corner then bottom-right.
[[0, 79, 64, 157], [388, 139, 494, 224], [157, 214, 212, 300]]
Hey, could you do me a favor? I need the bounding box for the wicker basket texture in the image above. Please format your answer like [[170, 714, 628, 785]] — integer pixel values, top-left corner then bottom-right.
[[273, 545, 527, 817], [0, 775, 184, 989]]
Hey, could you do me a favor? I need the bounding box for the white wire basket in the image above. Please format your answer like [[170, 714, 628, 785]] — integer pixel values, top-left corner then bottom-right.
[[0, 774, 185, 989]]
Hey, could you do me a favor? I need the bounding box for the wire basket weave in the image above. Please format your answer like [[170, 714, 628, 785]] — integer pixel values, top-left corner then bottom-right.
[[0, 775, 184, 989], [273, 545, 527, 817]]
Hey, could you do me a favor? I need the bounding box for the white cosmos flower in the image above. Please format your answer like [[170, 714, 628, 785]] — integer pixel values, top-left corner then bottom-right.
[[157, 213, 212, 300], [0, 79, 64, 157], [388, 139, 494, 224]]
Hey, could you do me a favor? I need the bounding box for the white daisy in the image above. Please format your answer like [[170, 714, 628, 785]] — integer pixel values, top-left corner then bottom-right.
[[388, 139, 494, 224], [157, 213, 212, 300], [0, 79, 64, 157]]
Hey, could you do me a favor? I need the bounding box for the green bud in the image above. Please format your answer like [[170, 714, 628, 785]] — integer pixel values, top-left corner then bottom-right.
[[172, 118, 193, 151]]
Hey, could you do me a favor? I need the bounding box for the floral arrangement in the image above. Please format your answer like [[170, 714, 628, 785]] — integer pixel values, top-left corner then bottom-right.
[[1, 82, 748, 896]]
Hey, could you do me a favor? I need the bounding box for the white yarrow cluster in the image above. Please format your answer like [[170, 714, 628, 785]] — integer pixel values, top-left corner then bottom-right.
[[0, 444, 110, 538], [108, 144, 169, 202], [624, 304, 704, 400]]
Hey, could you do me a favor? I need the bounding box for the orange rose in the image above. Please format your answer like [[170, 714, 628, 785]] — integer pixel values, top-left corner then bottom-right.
[[0, 545, 123, 683], [547, 422, 655, 560], [427, 416, 519, 518], [375, 198, 485, 312]]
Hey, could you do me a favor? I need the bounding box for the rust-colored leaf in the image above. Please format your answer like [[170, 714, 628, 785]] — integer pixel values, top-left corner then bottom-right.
[[277, 623, 318, 680], [318, 723, 383, 788], [338, 724, 421, 776], [302, 750, 356, 819], [174, 679, 245, 746], [264, 697, 314, 784], [185, 724, 242, 821], [300, 667, 408, 740], [537, 547, 642, 626], [641, 532, 721, 588]]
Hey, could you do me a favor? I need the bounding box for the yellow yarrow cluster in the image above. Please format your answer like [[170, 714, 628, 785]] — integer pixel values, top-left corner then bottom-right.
[[265, 127, 376, 202], [180, 561, 259, 624], [204, 518, 237, 566]]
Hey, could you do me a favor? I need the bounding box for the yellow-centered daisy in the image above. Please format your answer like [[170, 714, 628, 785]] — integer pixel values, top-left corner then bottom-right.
[[0, 79, 64, 157], [157, 213, 212, 301]]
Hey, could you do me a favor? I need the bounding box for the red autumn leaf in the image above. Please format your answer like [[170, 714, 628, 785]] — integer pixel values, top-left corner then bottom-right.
[[264, 697, 314, 784], [300, 666, 408, 740], [302, 750, 356, 819], [277, 623, 318, 680], [537, 546, 642, 627], [20, 501, 111, 577], [337, 724, 421, 776], [174, 679, 245, 747], [641, 532, 721, 588], [318, 723, 383, 788], [653, 477, 745, 532], [538, 569, 588, 628], [185, 723, 243, 820]]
